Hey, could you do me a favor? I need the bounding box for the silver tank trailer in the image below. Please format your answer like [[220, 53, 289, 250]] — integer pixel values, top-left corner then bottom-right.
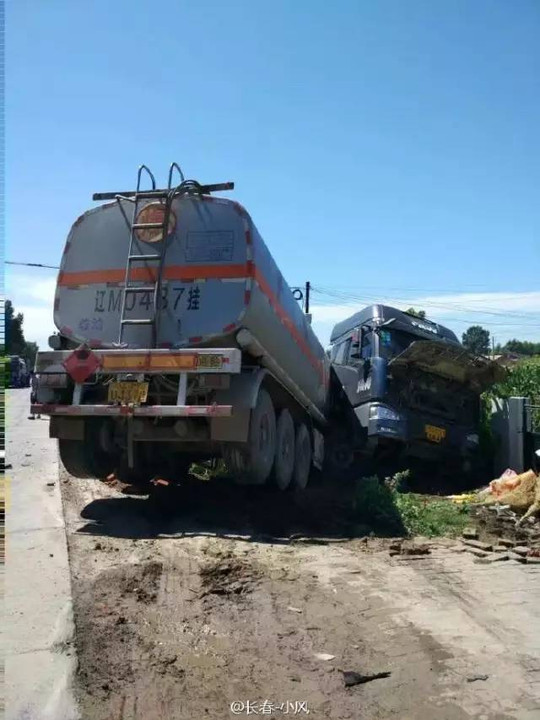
[[54, 195, 330, 417]]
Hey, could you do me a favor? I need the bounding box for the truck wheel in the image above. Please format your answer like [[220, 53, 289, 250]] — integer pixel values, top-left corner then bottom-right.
[[293, 423, 312, 490], [59, 439, 114, 479], [273, 409, 295, 490], [324, 432, 354, 481], [225, 388, 276, 485]]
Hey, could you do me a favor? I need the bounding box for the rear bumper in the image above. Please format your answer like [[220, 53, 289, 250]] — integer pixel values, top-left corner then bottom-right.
[[31, 404, 232, 417]]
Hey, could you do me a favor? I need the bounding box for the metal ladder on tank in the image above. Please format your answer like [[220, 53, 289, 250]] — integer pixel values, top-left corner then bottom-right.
[[91, 164, 235, 348], [117, 163, 185, 347]]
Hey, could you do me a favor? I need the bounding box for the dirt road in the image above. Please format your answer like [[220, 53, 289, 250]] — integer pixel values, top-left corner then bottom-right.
[[60, 465, 540, 720]]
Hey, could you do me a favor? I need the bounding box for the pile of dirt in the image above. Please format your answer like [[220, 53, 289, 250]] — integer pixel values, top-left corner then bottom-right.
[[199, 554, 260, 598], [120, 561, 163, 603], [74, 561, 164, 696]]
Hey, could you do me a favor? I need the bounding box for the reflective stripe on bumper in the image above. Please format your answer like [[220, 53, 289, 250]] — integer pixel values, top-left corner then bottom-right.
[[31, 404, 233, 417]]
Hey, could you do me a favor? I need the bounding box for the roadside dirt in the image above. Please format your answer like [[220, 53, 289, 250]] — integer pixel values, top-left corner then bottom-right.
[[61, 472, 540, 720]]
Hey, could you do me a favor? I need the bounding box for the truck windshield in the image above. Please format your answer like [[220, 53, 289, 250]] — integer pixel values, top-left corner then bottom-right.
[[378, 329, 416, 360]]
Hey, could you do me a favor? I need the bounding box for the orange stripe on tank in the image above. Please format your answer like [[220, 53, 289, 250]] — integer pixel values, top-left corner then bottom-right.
[[58, 263, 251, 286], [57, 259, 326, 384]]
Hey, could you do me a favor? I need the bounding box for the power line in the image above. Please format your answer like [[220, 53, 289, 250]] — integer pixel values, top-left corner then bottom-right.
[[311, 285, 540, 323], [310, 289, 540, 330], [5, 261, 59, 269]]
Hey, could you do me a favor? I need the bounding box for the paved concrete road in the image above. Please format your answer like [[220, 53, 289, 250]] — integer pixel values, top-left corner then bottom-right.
[[4, 389, 79, 720]]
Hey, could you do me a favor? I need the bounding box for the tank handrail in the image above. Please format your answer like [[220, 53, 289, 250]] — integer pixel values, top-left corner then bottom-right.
[[136, 165, 156, 192], [168, 162, 185, 188], [92, 182, 234, 201]]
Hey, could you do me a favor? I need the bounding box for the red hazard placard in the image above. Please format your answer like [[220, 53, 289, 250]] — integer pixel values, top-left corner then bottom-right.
[[63, 345, 101, 384]]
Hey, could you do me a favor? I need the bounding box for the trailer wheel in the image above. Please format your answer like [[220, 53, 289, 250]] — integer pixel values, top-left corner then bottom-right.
[[293, 423, 312, 490], [59, 439, 114, 480], [225, 388, 276, 485], [273, 409, 295, 490]]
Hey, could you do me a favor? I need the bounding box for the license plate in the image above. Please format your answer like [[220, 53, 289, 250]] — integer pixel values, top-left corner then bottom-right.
[[196, 354, 223, 370], [425, 424, 446, 443], [108, 381, 149, 405]]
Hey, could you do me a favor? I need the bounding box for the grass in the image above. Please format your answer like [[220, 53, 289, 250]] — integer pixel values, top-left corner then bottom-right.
[[393, 492, 471, 537], [353, 472, 471, 538]]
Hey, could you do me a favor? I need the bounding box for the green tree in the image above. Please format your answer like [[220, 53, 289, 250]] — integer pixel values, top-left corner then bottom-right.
[[4, 300, 39, 369], [405, 307, 426, 319], [462, 325, 490, 355], [503, 339, 540, 356], [5, 300, 27, 355]]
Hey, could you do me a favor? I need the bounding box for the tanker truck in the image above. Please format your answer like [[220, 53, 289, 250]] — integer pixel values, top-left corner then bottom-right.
[[32, 164, 356, 490]]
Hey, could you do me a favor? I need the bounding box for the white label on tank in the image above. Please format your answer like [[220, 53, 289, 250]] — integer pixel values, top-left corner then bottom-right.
[[185, 231, 234, 262]]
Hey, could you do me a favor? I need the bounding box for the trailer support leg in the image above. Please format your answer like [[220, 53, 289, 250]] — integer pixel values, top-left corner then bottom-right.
[[177, 373, 187, 406], [127, 415, 135, 469], [72, 383, 83, 405]]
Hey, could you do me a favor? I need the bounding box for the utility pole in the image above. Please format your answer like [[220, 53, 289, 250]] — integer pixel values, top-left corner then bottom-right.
[[305, 281, 311, 315]]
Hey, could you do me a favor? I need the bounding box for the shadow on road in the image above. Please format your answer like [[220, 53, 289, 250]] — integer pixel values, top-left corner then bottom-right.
[[74, 476, 406, 543]]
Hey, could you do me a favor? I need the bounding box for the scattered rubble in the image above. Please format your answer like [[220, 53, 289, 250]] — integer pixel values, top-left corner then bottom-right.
[[461, 539, 493, 552], [474, 553, 509, 565], [341, 670, 392, 687], [460, 522, 540, 565], [467, 674, 489, 683], [466, 548, 490, 558], [389, 541, 431, 557]]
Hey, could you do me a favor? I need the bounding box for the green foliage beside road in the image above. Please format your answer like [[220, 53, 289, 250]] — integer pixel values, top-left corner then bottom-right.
[[4, 299, 39, 370], [393, 492, 470, 537], [353, 474, 470, 538], [491, 359, 540, 402], [481, 357, 540, 447], [502, 340, 540, 356]]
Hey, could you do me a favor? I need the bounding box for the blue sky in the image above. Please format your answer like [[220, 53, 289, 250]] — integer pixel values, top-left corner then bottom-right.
[[6, 0, 540, 350]]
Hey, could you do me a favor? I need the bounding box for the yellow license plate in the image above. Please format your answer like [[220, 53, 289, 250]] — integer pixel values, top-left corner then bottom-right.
[[108, 381, 149, 405], [425, 424, 446, 443], [196, 354, 223, 370]]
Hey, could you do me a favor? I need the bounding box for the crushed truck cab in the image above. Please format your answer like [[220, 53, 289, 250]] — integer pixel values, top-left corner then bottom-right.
[[329, 304, 505, 475]]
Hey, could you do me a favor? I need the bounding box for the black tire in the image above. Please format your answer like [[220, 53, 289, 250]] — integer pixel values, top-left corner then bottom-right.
[[273, 409, 295, 490], [293, 423, 312, 490], [224, 388, 276, 485], [323, 436, 354, 482], [59, 438, 115, 479]]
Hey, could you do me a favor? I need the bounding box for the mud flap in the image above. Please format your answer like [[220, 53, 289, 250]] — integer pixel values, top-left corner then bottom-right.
[[50, 416, 84, 441], [211, 369, 268, 443]]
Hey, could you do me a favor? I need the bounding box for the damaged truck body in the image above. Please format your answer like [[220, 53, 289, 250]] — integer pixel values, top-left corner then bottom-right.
[[329, 305, 504, 476], [32, 163, 503, 489]]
